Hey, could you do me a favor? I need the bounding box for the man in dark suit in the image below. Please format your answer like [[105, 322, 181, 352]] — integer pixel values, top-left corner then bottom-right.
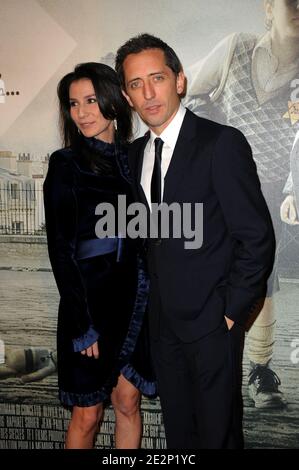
[[115, 34, 275, 449]]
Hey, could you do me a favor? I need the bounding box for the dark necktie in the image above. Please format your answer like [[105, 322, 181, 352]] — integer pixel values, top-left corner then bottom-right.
[[151, 137, 164, 206]]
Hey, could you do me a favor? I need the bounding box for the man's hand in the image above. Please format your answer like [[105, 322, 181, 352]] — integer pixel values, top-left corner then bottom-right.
[[224, 315, 234, 330], [80, 341, 99, 359], [280, 195, 299, 225]]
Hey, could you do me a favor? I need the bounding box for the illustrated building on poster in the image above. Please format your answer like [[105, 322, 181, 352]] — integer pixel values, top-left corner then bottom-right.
[[0, 151, 48, 235]]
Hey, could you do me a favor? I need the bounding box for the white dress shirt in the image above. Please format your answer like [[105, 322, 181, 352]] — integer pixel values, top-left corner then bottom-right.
[[141, 103, 186, 208]]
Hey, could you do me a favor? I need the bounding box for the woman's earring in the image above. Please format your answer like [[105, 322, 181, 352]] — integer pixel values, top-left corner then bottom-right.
[[77, 128, 81, 135], [265, 17, 272, 31], [113, 119, 118, 131]]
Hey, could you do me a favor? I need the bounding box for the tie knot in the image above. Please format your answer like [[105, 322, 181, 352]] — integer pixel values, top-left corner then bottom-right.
[[154, 138, 164, 159]]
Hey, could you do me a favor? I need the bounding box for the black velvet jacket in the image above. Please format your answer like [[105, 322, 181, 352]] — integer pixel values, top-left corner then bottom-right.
[[43, 138, 132, 341]]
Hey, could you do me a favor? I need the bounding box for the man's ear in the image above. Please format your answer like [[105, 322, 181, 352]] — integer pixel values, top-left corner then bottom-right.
[[122, 89, 134, 108], [176, 71, 186, 96]]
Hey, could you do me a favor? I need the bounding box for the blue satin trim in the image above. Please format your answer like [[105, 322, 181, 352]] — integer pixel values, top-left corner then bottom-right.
[[121, 363, 156, 397], [72, 325, 99, 352], [59, 388, 108, 408], [76, 237, 123, 261], [60, 255, 156, 406], [117, 256, 156, 397]]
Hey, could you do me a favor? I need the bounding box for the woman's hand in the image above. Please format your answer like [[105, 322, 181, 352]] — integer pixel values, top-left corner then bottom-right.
[[80, 341, 99, 359]]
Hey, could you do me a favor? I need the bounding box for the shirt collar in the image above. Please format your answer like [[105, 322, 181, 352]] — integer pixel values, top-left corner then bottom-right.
[[254, 32, 272, 55], [149, 103, 186, 151], [253, 32, 299, 69]]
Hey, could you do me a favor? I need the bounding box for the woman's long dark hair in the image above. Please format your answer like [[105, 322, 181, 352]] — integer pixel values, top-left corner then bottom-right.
[[58, 62, 132, 146], [57, 62, 132, 175]]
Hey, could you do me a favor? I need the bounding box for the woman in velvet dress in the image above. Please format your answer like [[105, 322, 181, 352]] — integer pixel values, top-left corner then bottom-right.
[[43, 63, 155, 449]]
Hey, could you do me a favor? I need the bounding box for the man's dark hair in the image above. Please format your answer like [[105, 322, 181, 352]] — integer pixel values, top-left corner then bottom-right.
[[115, 33, 183, 88]]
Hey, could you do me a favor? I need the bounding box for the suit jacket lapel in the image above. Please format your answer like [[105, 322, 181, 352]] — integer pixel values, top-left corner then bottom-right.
[[163, 110, 199, 204], [131, 132, 150, 210]]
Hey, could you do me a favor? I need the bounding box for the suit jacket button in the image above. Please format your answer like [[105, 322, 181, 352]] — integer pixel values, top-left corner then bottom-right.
[[154, 239, 162, 246]]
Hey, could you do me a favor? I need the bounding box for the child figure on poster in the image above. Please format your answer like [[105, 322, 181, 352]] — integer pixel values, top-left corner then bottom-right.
[[0, 343, 57, 383], [185, 0, 299, 409]]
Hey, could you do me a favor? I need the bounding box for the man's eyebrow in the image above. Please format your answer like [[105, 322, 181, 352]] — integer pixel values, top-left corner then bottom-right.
[[127, 71, 166, 85], [149, 71, 166, 76]]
